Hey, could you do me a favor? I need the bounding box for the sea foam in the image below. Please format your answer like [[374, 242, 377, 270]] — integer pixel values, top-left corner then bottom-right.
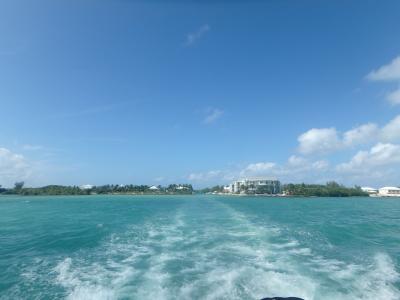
[[45, 200, 400, 300]]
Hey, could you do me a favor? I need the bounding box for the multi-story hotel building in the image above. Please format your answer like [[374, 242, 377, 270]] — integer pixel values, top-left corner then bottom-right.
[[229, 178, 281, 194]]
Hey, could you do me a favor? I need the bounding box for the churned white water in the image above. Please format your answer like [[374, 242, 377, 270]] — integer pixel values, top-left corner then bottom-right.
[[0, 195, 399, 299]]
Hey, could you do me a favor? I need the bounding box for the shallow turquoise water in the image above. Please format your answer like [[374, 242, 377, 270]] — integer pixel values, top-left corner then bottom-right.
[[0, 195, 399, 300]]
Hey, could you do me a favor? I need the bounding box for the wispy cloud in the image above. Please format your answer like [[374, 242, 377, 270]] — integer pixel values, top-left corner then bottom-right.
[[367, 56, 400, 82], [22, 144, 44, 151], [203, 108, 224, 125], [52, 101, 133, 119], [184, 24, 210, 46], [188, 170, 223, 182], [387, 88, 400, 105], [366, 55, 400, 105], [52, 104, 117, 119], [63, 137, 129, 143]]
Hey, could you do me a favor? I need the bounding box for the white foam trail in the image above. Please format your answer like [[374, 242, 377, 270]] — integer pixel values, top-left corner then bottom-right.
[[351, 253, 399, 300], [54, 256, 138, 300], [49, 200, 400, 300], [52, 211, 188, 299], [209, 202, 400, 300]]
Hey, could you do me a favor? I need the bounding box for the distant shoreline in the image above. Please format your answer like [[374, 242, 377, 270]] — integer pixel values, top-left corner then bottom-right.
[[0, 193, 378, 198], [207, 193, 372, 198], [0, 193, 195, 197]]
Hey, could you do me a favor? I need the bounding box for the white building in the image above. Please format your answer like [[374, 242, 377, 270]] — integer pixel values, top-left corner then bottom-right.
[[149, 185, 159, 191], [223, 186, 231, 193], [378, 187, 400, 197], [176, 185, 189, 190], [361, 187, 378, 195], [229, 178, 281, 194], [79, 184, 94, 190]]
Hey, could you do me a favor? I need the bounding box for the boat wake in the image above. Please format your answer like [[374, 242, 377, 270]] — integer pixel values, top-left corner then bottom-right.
[[13, 199, 400, 300]]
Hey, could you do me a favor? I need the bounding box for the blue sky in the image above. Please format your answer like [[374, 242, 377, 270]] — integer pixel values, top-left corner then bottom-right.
[[1, 0, 400, 188]]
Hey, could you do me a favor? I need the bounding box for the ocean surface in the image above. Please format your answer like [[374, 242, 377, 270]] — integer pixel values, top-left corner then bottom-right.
[[0, 195, 399, 300]]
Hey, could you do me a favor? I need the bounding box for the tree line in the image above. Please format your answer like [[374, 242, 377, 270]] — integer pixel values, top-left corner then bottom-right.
[[282, 181, 368, 197], [0, 181, 369, 197], [0, 182, 194, 196], [197, 181, 368, 197]]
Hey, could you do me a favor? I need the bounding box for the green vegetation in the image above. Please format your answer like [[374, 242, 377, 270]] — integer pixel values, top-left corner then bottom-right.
[[0, 182, 194, 196], [19, 185, 91, 196], [0, 181, 368, 197], [197, 181, 368, 197], [283, 181, 368, 197], [198, 185, 225, 194], [14, 182, 25, 193]]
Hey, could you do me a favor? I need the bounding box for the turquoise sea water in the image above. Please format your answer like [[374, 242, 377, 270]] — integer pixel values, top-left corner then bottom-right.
[[0, 195, 399, 300]]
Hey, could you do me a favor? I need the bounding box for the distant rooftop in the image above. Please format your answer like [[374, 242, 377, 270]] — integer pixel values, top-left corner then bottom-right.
[[79, 184, 94, 190], [361, 187, 378, 191], [235, 177, 279, 182], [380, 186, 400, 190]]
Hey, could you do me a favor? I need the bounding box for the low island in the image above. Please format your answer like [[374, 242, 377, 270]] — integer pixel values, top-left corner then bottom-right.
[[0, 180, 368, 197]]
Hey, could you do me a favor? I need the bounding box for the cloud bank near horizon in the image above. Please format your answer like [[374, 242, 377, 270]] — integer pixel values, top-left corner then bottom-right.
[[0, 148, 31, 187], [187, 55, 400, 187], [188, 113, 400, 187]]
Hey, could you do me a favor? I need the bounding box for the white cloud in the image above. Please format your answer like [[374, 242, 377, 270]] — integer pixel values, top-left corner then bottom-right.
[[343, 123, 379, 147], [298, 128, 341, 155], [312, 160, 330, 170], [184, 24, 210, 46], [187, 147, 400, 187], [287, 155, 308, 167], [367, 56, 400, 105], [387, 88, 400, 105], [241, 161, 277, 177], [381, 115, 400, 142], [367, 56, 400, 81], [203, 108, 224, 124], [297, 115, 400, 155], [188, 156, 332, 186], [188, 170, 223, 182], [0, 148, 32, 187], [242, 162, 276, 172], [337, 143, 400, 174], [283, 156, 330, 175], [189, 112, 400, 186]]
